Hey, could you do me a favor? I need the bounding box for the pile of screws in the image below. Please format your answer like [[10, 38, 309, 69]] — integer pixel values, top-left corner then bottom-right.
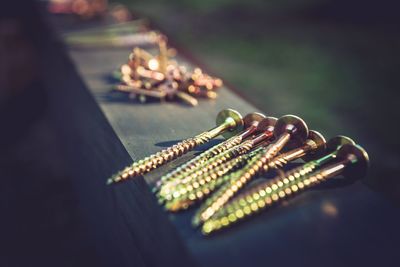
[[107, 109, 369, 235], [113, 35, 223, 106]]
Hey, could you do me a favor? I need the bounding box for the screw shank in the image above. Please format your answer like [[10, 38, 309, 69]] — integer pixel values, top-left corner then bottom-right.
[[271, 139, 317, 165], [269, 132, 291, 154], [238, 124, 258, 139], [207, 117, 236, 138]]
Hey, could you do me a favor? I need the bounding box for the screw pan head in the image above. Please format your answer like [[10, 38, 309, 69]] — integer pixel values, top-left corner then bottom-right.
[[326, 135, 356, 153], [216, 109, 244, 139], [302, 130, 327, 161], [243, 112, 266, 129], [256, 117, 278, 132], [335, 144, 369, 181], [274, 115, 309, 149]]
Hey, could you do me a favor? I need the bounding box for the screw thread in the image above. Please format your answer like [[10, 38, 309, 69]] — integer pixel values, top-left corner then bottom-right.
[[156, 135, 243, 190], [192, 139, 254, 180], [108, 137, 199, 184], [160, 140, 255, 203], [165, 170, 239, 211], [160, 156, 241, 202], [193, 131, 213, 145], [193, 140, 293, 225], [264, 154, 289, 171], [192, 152, 265, 224], [201, 161, 323, 234], [162, 148, 263, 209]]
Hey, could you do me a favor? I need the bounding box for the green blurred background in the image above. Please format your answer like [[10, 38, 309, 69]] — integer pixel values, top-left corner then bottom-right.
[[117, 0, 399, 203]]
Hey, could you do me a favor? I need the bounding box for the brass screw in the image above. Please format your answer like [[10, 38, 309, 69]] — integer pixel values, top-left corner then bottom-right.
[[163, 115, 308, 211], [164, 148, 265, 212], [161, 146, 266, 208], [192, 130, 326, 226], [182, 115, 308, 210], [160, 117, 275, 198], [154, 112, 266, 192], [161, 117, 277, 209], [201, 143, 369, 235], [107, 109, 244, 184]]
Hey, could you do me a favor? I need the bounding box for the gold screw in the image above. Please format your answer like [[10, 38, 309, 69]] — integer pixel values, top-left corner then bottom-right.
[[202, 143, 369, 235], [162, 146, 267, 210], [107, 109, 244, 184], [182, 115, 307, 212], [154, 113, 267, 192], [161, 117, 277, 208], [163, 114, 308, 210], [192, 130, 326, 225]]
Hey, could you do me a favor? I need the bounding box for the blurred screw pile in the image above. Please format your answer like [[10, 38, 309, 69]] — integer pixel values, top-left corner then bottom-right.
[[114, 35, 223, 106]]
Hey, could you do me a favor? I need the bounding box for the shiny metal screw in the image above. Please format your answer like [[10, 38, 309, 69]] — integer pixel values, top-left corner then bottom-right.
[[193, 130, 326, 225], [107, 109, 244, 184], [202, 143, 368, 235], [154, 113, 266, 192], [163, 114, 309, 211], [161, 117, 277, 209]]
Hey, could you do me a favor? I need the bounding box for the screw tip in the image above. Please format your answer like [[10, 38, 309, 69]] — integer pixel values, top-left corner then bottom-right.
[[106, 178, 115, 185], [191, 216, 201, 228]]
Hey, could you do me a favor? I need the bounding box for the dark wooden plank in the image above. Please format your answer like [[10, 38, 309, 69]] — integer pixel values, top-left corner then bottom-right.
[[1, 1, 195, 266], [64, 18, 400, 267]]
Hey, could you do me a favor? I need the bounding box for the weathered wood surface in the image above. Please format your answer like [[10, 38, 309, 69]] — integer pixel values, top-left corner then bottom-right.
[[65, 24, 400, 267]]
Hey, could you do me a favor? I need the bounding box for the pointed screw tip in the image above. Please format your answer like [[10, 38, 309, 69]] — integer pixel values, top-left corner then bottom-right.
[[191, 217, 201, 228]]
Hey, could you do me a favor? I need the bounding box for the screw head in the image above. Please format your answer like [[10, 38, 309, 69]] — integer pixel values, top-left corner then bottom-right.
[[216, 109, 244, 139], [256, 116, 278, 132], [274, 115, 309, 149], [326, 135, 355, 153], [335, 144, 369, 181], [243, 112, 266, 129], [302, 130, 327, 161]]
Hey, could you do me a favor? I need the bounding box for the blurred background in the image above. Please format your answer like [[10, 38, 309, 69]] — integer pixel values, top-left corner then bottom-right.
[[117, 0, 400, 201], [1, 1, 399, 266]]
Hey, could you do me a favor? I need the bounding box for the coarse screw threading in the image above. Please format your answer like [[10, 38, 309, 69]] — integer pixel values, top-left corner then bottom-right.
[[162, 115, 307, 210], [185, 115, 307, 216], [164, 135, 352, 214], [162, 147, 265, 210], [154, 113, 266, 192], [107, 109, 243, 184], [155, 135, 243, 192], [159, 117, 276, 200], [201, 144, 369, 235], [193, 130, 325, 225]]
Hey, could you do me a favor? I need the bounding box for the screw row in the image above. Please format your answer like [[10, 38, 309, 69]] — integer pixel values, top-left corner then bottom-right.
[[201, 144, 369, 234], [151, 110, 368, 236]]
